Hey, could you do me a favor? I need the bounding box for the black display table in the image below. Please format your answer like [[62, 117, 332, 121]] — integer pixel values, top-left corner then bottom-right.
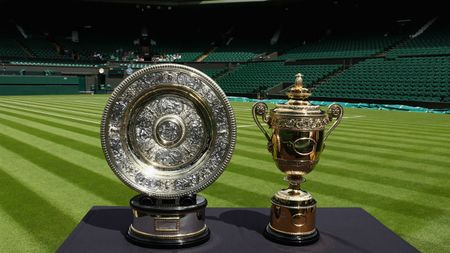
[[57, 207, 418, 253]]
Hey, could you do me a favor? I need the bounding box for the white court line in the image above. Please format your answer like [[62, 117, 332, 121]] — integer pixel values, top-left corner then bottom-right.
[[343, 115, 365, 119]]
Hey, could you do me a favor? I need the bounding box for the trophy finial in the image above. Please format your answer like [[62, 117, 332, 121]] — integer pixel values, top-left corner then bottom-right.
[[295, 73, 304, 88], [287, 72, 310, 104]]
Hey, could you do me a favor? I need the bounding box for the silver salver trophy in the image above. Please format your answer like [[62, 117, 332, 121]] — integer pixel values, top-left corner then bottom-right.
[[100, 64, 236, 248]]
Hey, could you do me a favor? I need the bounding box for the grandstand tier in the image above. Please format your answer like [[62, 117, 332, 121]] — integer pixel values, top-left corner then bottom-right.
[[313, 57, 450, 103], [216, 61, 341, 94], [387, 18, 450, 58], [278, 35, 404, 60]]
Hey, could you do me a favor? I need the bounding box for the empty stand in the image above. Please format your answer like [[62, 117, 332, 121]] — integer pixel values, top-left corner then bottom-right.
[[216, 61, 341, 94], [204, 39, 272, 62], [313, 57, 449, 102], [279, 35, 403, 60], [21, 37, 61, 59], [387, 19, 450, 58], [0, 38, 28, 58]]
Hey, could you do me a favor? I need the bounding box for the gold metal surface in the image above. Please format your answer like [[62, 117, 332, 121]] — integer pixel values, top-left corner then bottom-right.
[[252, 73, 343, 240]]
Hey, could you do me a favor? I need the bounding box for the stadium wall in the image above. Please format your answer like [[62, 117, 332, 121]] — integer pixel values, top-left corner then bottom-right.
[[0, 76, 82, 95]]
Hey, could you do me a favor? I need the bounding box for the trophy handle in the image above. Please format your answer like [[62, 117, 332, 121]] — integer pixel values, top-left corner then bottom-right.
[[252, 102, 271, 142], [325, 104, 344, 141]]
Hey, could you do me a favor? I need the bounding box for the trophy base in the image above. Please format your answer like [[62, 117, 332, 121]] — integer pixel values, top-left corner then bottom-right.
[[127, 226, 210, 248], [127, 194, 210, 248], [266, 188, 319, 246], [264, 225, 319, 246]]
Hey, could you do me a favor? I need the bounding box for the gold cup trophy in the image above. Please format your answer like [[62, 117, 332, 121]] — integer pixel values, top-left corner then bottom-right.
[[252, 73, 343, 245]]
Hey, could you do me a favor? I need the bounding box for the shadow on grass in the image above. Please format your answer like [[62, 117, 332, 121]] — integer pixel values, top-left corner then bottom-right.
[[0, 133, 133, 205], [0, 168, 78, 251]]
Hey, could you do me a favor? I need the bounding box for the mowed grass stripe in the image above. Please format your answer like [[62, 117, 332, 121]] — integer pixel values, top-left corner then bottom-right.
[[2, 98, 104, 113], [0, 100, 101, 120], [0, 133, 134, 205], [239, 127, 450, 150], [312, 163, 450, 208], [235, 140, 450, 194], [0, 95, 448, 253], [230, 154, 277, 173], [0, 115, 103, 159], [341, 121, 450, 138], [238, 127, 450, 155], [0, 100, 103, 115], [341, 113, 450, 129], [329, 134, 450, 156], [230, 150, 450, 210], [0, 146, 117, 218], [311, 171, 446, 218], [324, 141, 450, 169], [316, 160, 450, 199], [0, 107, 99, 138], [327, 128, 449, 149], [4, 97, 108, 109], [0, 124, 117, 182], [304, 173, 445, 220], [236, 110, 450, 134], [324, 140, 450, 167], [321, 148, 450, 180], [0, 103, 99, 126], [318, 154, 449, 186], [0, 208, 42, 253], [1, 98, 104, 115], [304, 178, 441, 234], [234, 120, 450, 140], [0, 168, 77, 252]]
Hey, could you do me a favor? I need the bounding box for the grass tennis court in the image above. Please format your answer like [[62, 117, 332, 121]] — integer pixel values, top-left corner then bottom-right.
[[0, 94, 449, 252]]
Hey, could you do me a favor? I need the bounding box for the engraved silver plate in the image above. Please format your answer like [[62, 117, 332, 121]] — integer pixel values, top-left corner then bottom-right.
[[101, 64, 236, 198]]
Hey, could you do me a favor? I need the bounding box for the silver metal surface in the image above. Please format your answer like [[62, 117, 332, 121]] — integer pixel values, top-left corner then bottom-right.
[[101, 64, 236, 198], [130, 204, 206, 238]]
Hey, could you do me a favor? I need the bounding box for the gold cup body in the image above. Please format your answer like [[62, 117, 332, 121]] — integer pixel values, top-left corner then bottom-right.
[[270, 114, 326, 177], [252, 94, 343, 245]]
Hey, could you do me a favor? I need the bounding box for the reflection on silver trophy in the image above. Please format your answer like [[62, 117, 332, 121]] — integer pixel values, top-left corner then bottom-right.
[[101, 64, 236, 248]]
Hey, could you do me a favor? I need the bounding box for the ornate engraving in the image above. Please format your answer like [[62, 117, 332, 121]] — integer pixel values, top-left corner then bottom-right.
[[100, 64, 236, 198], [274, 117, 330, 130]]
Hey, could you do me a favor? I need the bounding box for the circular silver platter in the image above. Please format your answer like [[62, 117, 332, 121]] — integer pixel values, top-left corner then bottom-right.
[[101, 64, 236, 198]]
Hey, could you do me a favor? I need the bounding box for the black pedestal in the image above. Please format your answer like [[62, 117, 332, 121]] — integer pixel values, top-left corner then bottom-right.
[[264, 224, 320, 246], [57, 207, 419, 253]]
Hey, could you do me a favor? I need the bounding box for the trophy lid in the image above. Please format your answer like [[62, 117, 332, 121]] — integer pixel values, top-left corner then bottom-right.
[[273, 73, 325, 117]]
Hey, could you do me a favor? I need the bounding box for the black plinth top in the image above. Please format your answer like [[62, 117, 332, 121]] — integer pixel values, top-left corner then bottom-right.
[[57, 207, 418, 253]]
